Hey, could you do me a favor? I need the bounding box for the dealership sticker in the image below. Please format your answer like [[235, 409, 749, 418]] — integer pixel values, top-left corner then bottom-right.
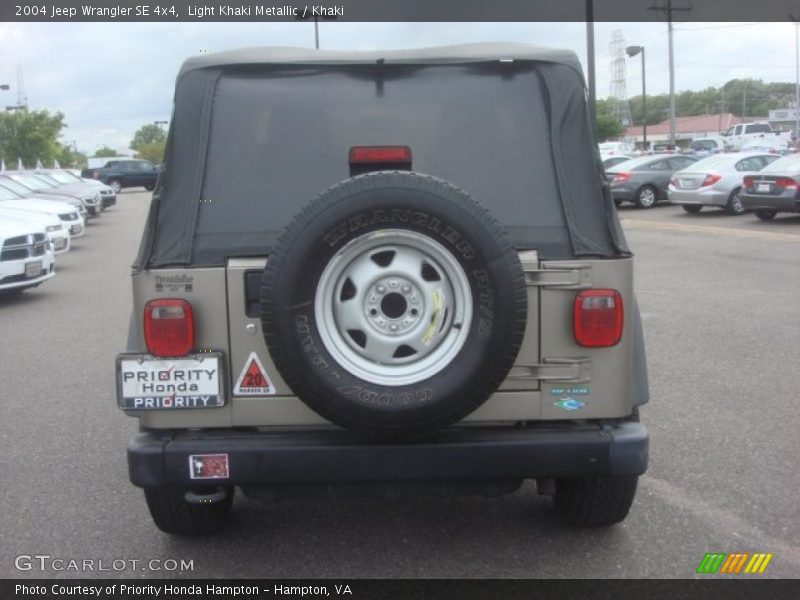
[[553, 398, 586, 411], [233, 352, 276, 396]]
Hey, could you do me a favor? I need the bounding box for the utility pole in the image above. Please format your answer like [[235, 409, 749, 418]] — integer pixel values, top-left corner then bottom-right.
[[650, 1, 691, 147], [742, 87, 746, 119]]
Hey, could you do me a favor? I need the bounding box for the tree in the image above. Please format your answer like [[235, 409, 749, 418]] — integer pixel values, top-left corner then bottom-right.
[[130, 123, 166, 152], [93, 146, 118, 157], [135, 140, 166, 164], [596, 115, 624, 141], [56, 144, 87, 169], [0, 109, 66, 167]]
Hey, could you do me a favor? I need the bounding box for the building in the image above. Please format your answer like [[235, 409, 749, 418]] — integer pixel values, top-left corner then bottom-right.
[[623, 113, 742, 147]]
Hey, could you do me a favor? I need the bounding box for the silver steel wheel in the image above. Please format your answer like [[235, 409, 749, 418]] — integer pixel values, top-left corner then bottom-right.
[[637, 187, 656, 208], [315, 229, 473, 386]]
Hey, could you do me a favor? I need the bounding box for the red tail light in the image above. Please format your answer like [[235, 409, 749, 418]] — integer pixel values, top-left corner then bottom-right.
[[144, 299, 194, 357], [573, 289, 623, 348], [701, 174, 722, 187], [743, 176, 755, 187], [776, 177, 798, 189], [349, 146, 412, 164], [669, 176, 678, 187], [612, 172, 631, 183]]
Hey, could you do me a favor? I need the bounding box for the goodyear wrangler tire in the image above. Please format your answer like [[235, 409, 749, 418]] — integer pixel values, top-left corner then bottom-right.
[[261, 171, 527, 436]]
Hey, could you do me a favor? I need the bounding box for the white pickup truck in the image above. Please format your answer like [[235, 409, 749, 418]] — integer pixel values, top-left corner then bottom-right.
[[722, 121, 793, 151]]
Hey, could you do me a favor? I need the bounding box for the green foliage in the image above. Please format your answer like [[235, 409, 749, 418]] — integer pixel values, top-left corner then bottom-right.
[[0, 110, 66, 167], [596, 115, 624, 141], [56, 144, 87, 169], [620, 79, 797, 126], [134, 140, 166, 164], [130, 123, 166, 152], [93, 146, 118, 157]]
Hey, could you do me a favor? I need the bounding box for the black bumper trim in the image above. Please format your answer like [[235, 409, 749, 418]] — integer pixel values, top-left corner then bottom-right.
[[128, 422, 648, 487]]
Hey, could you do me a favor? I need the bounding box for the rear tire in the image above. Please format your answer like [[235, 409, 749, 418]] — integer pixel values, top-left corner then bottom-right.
[[755, 210, 777, 221], [634, 186, 658, 209], [108, 179, 122, 194], [725, 187, 745, 215], [682, 205, 702, 214], [554, 475, 638, 526], [144, 486, 233, 535]]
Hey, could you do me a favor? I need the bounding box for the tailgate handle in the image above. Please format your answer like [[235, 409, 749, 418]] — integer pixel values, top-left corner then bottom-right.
[[506, 358, 591, 382]]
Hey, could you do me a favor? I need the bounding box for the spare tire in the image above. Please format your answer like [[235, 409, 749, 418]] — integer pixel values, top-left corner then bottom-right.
[[261, 171, 527, 435]]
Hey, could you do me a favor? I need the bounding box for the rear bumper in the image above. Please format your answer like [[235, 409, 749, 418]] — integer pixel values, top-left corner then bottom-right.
[[668, 187, 728, 207], [127, 421, 649, 487], [740, 193, 800, 213]]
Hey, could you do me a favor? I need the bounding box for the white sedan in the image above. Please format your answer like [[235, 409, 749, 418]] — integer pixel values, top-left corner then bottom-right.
[[0, 218, 55, 294], [0, 186, 85, 238], [0, 207, 70, 254]]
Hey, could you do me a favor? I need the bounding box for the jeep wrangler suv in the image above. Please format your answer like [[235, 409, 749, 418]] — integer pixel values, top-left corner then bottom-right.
[[119, 43, 649, 535]]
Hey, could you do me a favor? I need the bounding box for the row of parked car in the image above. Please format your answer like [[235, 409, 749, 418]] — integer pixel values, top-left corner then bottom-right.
[[600, 149, 800, 220], [0, 168, 117, 295]]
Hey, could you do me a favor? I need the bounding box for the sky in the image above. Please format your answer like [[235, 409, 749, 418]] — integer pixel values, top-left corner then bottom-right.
[[0, 21, 797, 153]]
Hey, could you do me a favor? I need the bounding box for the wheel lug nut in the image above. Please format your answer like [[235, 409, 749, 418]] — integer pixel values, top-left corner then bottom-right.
[[376, 285, 386, 294], [401, 285, 411, 294]]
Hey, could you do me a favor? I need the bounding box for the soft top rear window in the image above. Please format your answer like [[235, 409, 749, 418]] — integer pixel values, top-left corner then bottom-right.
[[196, 64, 569, 260]]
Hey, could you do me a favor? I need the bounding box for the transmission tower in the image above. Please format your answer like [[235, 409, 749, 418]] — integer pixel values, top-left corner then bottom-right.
[[609, 30, 632, 128]]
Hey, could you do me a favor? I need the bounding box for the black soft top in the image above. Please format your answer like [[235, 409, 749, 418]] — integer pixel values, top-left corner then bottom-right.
[[136, 43, 629, 269]]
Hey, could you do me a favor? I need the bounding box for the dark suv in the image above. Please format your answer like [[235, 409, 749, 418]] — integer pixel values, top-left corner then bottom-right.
[[119, 43, 649, 535], [82, 159, 160, 193]]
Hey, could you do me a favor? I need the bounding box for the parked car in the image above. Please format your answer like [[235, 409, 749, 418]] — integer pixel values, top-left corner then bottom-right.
[[668, 152, 781, 215], [739, 142, 790, 156], [0, 218, 55, 294], [0, 172, 101, 217], [0, 176, 89, 223], [0, 185, 85, 238], [119, 43, 649, 535], [33, 169, 116, 208], [602, 155, 635, 170], [650, 142, 677, 154], [0, 206, 70, 254], [739, 153, 800, 220], [82, 158, 160, 193], [686, 137, 726, 157], [607, 154, 698, 208], [598, 141, 636, 156]]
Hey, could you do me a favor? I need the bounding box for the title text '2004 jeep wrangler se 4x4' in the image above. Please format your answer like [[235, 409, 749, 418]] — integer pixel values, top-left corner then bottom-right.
[[118, 43, 649, 535]]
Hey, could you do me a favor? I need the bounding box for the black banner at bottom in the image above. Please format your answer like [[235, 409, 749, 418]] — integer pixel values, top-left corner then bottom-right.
[[3, 579, 799, 600]]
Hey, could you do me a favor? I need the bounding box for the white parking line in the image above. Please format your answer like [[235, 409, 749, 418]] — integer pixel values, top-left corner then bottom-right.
[[622, 219, 800, 243]]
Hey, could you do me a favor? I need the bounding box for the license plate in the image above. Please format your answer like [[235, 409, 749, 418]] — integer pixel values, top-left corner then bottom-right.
[[116, 353, 224, 410], [757, 183, 771, 193], [24, 261, 42, 278], [679, 179, 691, 188]]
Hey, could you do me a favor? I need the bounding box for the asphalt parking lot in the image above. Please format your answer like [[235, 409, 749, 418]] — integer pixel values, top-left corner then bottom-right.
[[1, 192, 799, 579]]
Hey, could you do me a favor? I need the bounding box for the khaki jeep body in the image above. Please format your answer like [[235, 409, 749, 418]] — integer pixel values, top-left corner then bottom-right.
[[120, 43, 649, 534]]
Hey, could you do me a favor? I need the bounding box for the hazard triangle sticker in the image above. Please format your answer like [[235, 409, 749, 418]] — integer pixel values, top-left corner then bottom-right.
[[233, 352, 276, 396]]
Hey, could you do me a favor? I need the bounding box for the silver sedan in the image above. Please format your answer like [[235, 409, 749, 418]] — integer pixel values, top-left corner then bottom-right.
[[668, 152, 781, 215]]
